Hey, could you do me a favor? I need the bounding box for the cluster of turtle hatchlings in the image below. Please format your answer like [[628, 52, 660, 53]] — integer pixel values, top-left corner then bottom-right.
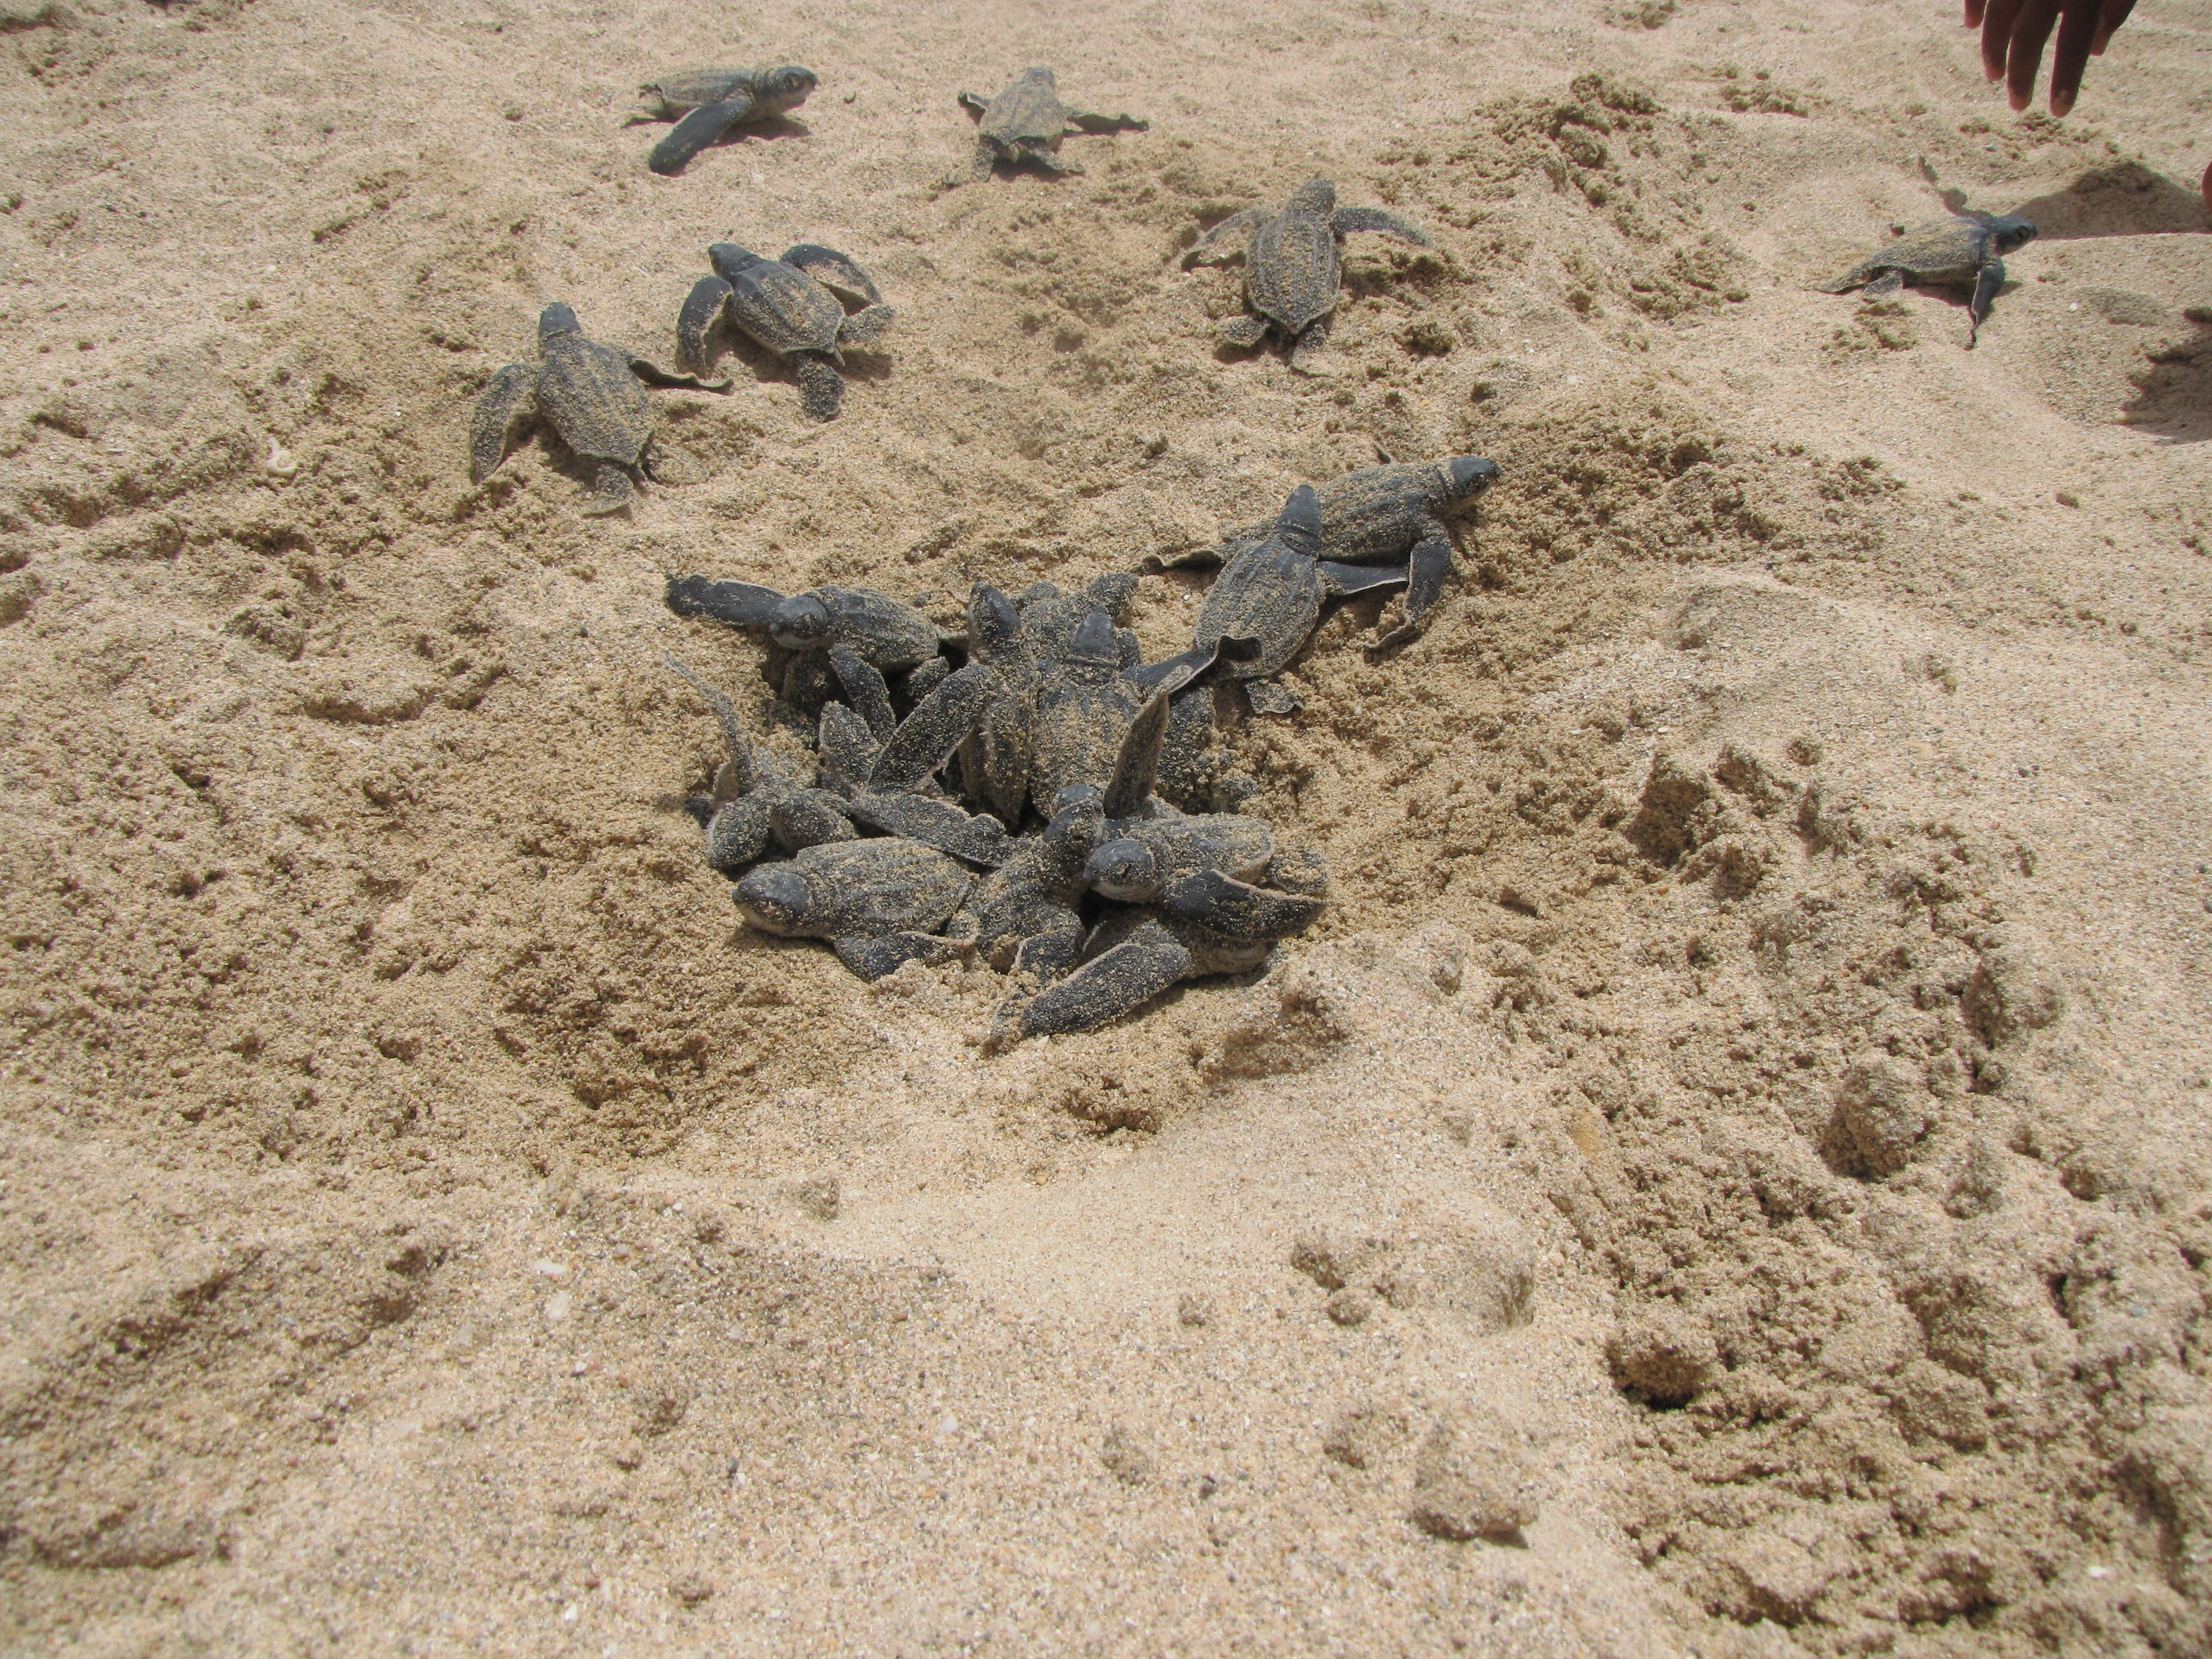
[[663, 454, 1499, 1041], [461, 58, 2038, 1038]]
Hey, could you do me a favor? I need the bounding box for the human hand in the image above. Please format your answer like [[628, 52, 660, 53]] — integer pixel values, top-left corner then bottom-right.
[[1964, 0, 2137, 116]]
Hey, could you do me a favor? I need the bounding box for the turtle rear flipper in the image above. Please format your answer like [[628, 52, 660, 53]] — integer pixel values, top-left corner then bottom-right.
[[581, 463, 637, 515], [832, 931, 960, 981], [1218, 314, 1270, 349], [650, 97, 749, 175], [1287, 314, 1335, 375], [1064, 108, 1148, 135], [780, 245, 884, 307], [467, 362, 538, 483], [1329, 206, 1431, 246], [677, 276, 735, 374], [793, 352, 845, 421], [1012, 920, 1194, 1038]]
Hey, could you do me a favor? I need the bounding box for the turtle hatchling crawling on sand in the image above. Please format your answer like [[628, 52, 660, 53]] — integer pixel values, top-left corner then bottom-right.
[[1813, 212, 2036, 346], [469, 303, 729, 515], [633, 65, 818, 177], [677, 242, 895, 420], [1185, 179, 1432, 372], [950, 66, 1147, 185]]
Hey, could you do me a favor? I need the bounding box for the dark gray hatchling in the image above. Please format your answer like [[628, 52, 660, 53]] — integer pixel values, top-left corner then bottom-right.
[[1154, 455, 1502, 647], [1186, 179, 1432, 373], [993, 860, 1329, 1043], [470, 303, 731, 515], [1812, 212, 2037, 347], [664, 574, 950, 717], [950, 66, 1148, 185], [678, 243, 895, 420], [633, 65, 818, 177], [1189, 483, 1412, 716], [734, 838, 976, 981]]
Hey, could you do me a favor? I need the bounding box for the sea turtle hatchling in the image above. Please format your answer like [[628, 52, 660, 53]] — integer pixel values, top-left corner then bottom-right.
[[1185, 179, 1433, 373], [633, 65, 818, 177], [734, 837, 975, 981], [1189, 483, 1412, 715], [1812, 212, 2037, 347], [1152, 455, 1502, 647], [470, 303, 730, 515], [677, 243, 896, 421], [950, 66, 1147, 186], [663, 574, 948, 714]]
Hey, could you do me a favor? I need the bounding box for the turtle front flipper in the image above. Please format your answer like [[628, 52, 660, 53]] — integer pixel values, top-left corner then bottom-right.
[[956, 90, 990, 116], [780, 245, 884, 307], [1318, 560, 1408, 599], [848, 793, 1010, 869], [665, 575, 786, 627], [868, 663, 995, 793], [1374, 529, 1454, 648], [833, 932, 960, 981], [1160, 870, 1324, 940], [1287, 314, 1335, 375], [627, 353, 733, 392], [467, 362, 538, 483], [1186, 206, 1270, 264], [1861, 268, 1907, 299], [829, 643, 898, 740], [1217, 314, 1270, 349], [1101, 680, 1180, 820], [818, 703, 882, 795], [793, 352, 845, 422], [1329, 206, 1432, 246], [837, 303, 897, 351], [581, 463, 637, 515], [1812, 260, 1880, 296], [1966, 257, 2007, 346], [677, 276, 736, 374], [650, 97, 748, 176], [1011, 921, 1085, 987], [1063, 108, 1149, 135], [1011, 921, 1194, 1038], [666, 655, 763, 795]]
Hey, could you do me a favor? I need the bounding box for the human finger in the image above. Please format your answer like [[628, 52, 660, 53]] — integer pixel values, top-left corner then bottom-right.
[[2004, 0, 2063, 111], [2048, 0, 2102, 114], [1978, 0, 2025, 80], [1965, 0, 1986, 27], [2090, 0, 2135, 55]]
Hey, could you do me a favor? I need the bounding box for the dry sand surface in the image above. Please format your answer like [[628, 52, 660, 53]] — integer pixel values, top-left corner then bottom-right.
[[4, 0, 2212, 1652]]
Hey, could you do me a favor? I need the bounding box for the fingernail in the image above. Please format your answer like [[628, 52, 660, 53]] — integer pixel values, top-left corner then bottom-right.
[[2053, 94, 2073, 118], [2008, 91, 2029, 112]]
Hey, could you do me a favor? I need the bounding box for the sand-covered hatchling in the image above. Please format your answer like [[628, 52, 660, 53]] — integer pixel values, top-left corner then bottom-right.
[[1154, 455, 1502, 646], [469, 303, 730, 515], [664, 574, 949, 714], [1813, 212, 2036, 346], [1190, 484, 1410, 714], [633, 65, 818, 177], [734, 838, 975, 981], [1185, 179, 1433, 373], [949, 66, 1147, 185], [677, 243, 895, 421]]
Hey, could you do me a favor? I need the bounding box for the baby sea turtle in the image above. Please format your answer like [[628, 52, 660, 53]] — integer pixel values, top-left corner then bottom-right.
[[1812, 212, 2036, 346], [950, 66, 1147, 186], [995, 863, 1328, 1041], [664, 575, 948, 713], [633, 66, 818, 177], [1185, 179, 1433, 373], [1153, 455, 1502, 647], [734, 838, 974, 981], [470, 303, 730, 515], [1190, 484, 1411, 714], [677, 243, 895, 421]]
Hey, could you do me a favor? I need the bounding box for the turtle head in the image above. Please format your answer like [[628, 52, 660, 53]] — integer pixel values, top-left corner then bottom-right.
[[707, 243, 766, 282], [538, 302, 582, 340], [1289, 178, 1337, 218], [1021, 66, 1057, 86], [1084, 838, 1160, 902], [759, 65, 818, 110], [1044, 792, 1105, 849], [1065, 608, 1121, 669], [733, 866, 810, 933], [968, 583, 1021, 658], [1987, 215, 2037, 256], [1443, 454, 1503, 508], [768, 594, 832, 650]]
